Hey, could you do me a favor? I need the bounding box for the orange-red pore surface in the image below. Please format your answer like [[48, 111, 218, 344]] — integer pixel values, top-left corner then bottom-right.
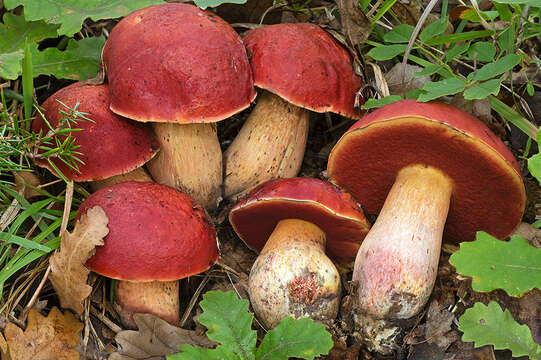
[[229, 177, 370, 262], [244, 23, 363, 118], [102, 3, 255, 123], [77, 182, 218, 281], [32, 83, 159, 181], [327, 99, 526, 244]]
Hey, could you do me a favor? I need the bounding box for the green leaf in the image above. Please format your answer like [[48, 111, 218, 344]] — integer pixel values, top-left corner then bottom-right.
[[458, 302, 541, 360], [414, 64, 446, 77], [494, 2, 512, 21], [193, 0, 247, 9], [489, 95, 538, 140], [383, 24, 414, 43], [0, 51, 24, 80], [361, 95, 403, 109], [197, 291, 256, 360], [31, 37, 105, 80], [0, 13, 58, 79], [367, 44, 407, 60], [473, 54, 521, 81], [256, 317, 333, 360], [168, 345, 241, 360], [445, 43, 470, 63], [449, 231, 541, 296], [494, 0, 541, 5], [424, 30, 494, 46], [528, 153, 541, 184], [419, 19, 448, 43], [467, 42, 497, 63], [417, 78, 466, 102], [463, 79, 502, 100], [4, 0, 165, 36]]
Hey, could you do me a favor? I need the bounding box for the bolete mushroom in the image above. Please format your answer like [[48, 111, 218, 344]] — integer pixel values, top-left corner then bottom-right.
[[32, 82, 159, 190], [327, 99, 526, 353], [102, 3, 256, 210], [229, 177, 370, 329], [77, 181, 218, 328], [223, 23, 363, 200]]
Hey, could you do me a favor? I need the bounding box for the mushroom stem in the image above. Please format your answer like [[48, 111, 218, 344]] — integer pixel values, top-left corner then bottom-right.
[[224, 92, 309, 201], [147, 123, 222, 210], [249, 219, 341, 329], [90, 167, 153, 192], [114, 280, 179, 329], [352, 164, 453, 353]]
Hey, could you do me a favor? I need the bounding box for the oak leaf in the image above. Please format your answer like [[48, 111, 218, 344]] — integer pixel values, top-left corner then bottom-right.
[[3, 307, 83, 360], [49, 206, 109, 314], [110, 313, 216, 360]]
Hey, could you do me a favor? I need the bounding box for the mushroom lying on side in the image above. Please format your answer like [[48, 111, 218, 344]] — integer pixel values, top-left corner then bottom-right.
[[77, 181, 218, 328], [224, 23, 363, 201], [229, 177, 370, 329], [32, 82, 159, 189], [102, 3, 256, 210], [327, 99, 526, 354]]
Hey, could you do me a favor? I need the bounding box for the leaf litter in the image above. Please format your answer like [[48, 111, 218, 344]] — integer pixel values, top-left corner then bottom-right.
[[49, 206, 109, 315]]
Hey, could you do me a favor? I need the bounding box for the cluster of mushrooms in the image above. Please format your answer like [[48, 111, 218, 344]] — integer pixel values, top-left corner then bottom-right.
[[32, 3, 527, 355]]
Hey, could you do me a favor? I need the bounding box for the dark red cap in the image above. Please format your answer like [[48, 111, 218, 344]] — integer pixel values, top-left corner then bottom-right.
[[78, 182, 218, 281], [229, 177, 370, 262], [244, 23, 363, 118], [32, 82, 159, 181], [102, 3, 256, 123]]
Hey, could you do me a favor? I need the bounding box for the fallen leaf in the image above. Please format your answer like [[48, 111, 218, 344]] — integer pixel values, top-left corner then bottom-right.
[[424, 300, 459, 350], [4, 307, 83, 360], [109, 313, 216, 360], [49, 206, 109, 315], [336, 0, 371, 46], [385, 63, 430, 95], [514, 222, 541, 248]]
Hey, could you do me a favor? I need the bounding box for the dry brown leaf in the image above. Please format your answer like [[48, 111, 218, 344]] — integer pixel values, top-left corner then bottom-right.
[[109, 313, 216, 360], [336, 0, 370, 46], [49, 206, 109, 315], [423, 300, 459, 350], [3, 307, 83, 360]]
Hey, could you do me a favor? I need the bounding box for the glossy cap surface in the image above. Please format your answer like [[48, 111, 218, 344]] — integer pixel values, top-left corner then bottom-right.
[[327, 99, 526, 243], [244, 23, 363, 118], [229, 177, 370, 262], [78, 182, 218, 281], [103, 3, 256, 123], [32, 82, 159, 181]]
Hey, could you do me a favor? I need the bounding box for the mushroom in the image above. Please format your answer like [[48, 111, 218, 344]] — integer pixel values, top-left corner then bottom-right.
[[32, 82, 159, 190], [76, 181, 218, 328], [223, 23, 363, 201], [327, 99, 526, 353], [229, 177, 370, 329], [102, 3, 255, 210]]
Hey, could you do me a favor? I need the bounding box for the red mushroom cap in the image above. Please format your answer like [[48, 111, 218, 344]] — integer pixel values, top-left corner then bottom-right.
[[244, 23, 363, 119], [327, 99, 526, 244], [32, 82, 159, 181], [78, 182, 218, 281], [229, 177, 370, 262], [102, 3, 256, 123]]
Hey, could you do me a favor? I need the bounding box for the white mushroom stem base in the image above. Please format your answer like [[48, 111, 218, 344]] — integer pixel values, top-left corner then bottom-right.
[[90, 167, 153, 192], [147, 123, 222, 210], [114, 280, 179, 329], [224, 91, 309, 201], [249, 219, 341, 329], [352, 164, 453, 354]]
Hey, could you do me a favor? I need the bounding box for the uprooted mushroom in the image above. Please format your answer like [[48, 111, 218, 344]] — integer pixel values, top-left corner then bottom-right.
[[327, 99, 526, 354], [229, 177, 370, 329]]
